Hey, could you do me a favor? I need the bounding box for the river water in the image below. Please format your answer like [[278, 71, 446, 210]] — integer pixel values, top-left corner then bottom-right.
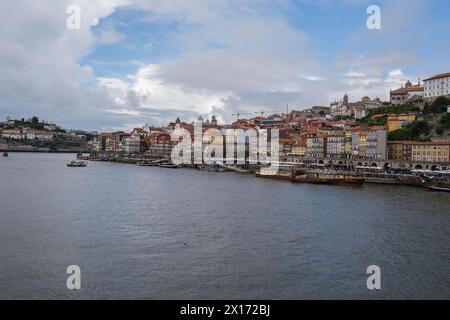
[[0, 153, 449, 299]]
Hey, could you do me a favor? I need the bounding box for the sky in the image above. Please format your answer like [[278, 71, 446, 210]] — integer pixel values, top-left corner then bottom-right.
[[0, 0, 449, 131]]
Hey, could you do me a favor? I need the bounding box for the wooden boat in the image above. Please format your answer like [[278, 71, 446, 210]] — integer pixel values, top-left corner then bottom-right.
[[293, 171, 365, 186], [67, 161, 88, 167], [224, 165, 252, 174], [422, 177, 450, 192], [159, 162, 178, 169], [255, 167, 295, 181], [138, 160, 158, 166]]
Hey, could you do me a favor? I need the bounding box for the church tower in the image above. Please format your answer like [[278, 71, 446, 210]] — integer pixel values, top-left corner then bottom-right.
[[343, 93, 349, 105]]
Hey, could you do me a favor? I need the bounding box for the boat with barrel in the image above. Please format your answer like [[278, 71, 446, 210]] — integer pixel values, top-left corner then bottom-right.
[[67, 160, 88, 167]]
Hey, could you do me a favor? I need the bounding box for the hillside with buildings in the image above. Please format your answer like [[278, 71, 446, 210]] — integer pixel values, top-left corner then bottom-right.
[[87, 72, 450, 171], [0, 117, 90, 152], [2, 72, 450, 169]]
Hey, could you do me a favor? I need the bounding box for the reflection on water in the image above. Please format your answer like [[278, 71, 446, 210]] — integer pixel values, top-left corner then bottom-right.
[[0, 153, 449, 299]]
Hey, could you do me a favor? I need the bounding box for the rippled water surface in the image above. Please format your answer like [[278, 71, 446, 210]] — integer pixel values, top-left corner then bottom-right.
[[1, 153, 449, 299]]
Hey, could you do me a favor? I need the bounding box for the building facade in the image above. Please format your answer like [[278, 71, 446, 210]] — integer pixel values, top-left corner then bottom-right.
[[423, 72, 450, 99], [387, 113, 417, 132], [388, 141, 450, 163], [366, 127, 388, 160], [390, 80, 423, 105]]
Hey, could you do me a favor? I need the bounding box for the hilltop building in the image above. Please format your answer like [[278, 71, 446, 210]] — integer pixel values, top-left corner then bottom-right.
[[423, 72, 450, 100], [330, 95, 382, 119], [390, 80, 423, 105]]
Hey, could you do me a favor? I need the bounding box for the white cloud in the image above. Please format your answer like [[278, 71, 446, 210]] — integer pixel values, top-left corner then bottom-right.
[[1, 0, 449, 130], [345, 71, 367, 78], [0, 0, 132, 130], [94, 22, 123, 44]]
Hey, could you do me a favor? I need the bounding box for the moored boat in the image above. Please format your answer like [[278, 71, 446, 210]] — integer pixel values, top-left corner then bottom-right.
[[159, 162, 178, 169], [293, 171, 365, 186], [255, 167, 296, 181], [138, 160, 159, 166], [2, 152, 8, 157], [422, 177, 450, 192], [67, 160, 88, 167]]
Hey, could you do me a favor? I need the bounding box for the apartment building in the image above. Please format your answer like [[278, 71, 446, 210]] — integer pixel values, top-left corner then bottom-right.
[[423, 72, 450, 99]]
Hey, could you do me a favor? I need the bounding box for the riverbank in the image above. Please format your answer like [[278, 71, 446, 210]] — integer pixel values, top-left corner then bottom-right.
[[98, 155, 439, 189], [1, 149, 89, 153]]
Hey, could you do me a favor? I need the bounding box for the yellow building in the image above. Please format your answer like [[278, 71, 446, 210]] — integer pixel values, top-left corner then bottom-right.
[[358, 131, 368, 158], [411, 142, 450, 163], [291, 142, 307, 156], [387, 113, 417, 132], [388, 142, 403, 160]]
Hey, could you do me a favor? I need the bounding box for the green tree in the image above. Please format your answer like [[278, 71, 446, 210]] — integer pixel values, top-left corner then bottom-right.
[[424, 96, 450, 114], [439, 113, 450, 130], [388, 120, 431, 141]]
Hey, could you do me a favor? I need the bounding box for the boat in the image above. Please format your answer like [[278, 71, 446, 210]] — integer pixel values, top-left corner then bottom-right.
[[422, 177, 450, 192], [292, 171, 365, 186], [224, 165, 252, 174], [138, 160, 159, 167], [255, 167, 297, 181], [76, 153, 90, 160], [159, 162, 178, 169], [67, 161, 88, 167], [2, 152, 8, 157]]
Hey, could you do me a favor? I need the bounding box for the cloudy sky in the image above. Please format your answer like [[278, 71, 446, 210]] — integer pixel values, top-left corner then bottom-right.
[[1, 0, 449, 131]]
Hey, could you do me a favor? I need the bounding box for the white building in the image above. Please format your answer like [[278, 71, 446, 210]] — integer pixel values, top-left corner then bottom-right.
[[23, 129, 53, 140], [330, 94, 352, 117], [390, 80, 423, 105], [361, 96, 382, 110], [124, 134, 141, 154], [43, 123, 58, 131], [423, 72, 450, 99], [0, 129, 22, 140], [367, 128, 387, 160]]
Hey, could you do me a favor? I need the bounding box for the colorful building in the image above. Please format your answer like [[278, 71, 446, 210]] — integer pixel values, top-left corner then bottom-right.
[[410, 142, 450, 163], [387, 113, 417, 132], [388, 141, 450, 163]]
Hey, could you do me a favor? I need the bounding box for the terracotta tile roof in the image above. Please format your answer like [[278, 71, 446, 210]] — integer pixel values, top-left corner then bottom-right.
[[367, 125, 386, 130], [391, 84, 423, 94], [371, 114, 387, 118], [423, 72, 450, 81]]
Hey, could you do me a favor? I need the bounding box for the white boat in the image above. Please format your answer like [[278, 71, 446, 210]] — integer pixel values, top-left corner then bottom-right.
[[159, 162, 178, 169], [67, 161, 87, 167]]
